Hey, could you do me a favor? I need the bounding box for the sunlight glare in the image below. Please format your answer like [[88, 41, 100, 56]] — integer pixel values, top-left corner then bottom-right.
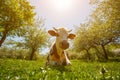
[[52, 0, 74, 12]]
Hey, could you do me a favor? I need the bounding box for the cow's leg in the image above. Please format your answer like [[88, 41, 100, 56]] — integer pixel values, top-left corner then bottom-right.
[[65, 53, 71, 65], [61, 52, 71, 66], [47, 55, 61, 66], [46, 55, 50, 66]]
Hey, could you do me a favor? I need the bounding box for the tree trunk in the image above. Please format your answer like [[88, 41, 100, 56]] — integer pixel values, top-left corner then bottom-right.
[[30, 48, 35, 60], [0, 30, 8, 47], [101, 45, 108, 60], [86, 50, 91, 60]]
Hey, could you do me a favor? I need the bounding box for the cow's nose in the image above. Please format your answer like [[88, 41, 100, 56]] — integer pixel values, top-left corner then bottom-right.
[[61, 40, 69, 49]]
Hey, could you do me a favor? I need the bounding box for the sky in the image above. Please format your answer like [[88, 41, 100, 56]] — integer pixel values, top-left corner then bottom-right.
[[29, 0, 92, 31]]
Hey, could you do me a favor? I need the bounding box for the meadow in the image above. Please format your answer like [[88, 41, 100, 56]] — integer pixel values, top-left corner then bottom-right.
[[0, 58, 120, 80]]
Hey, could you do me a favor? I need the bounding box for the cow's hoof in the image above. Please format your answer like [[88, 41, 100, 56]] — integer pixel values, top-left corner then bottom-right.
[[67, 63, 72, 66]]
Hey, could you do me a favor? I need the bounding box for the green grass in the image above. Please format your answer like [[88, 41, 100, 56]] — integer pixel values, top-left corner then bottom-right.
[[0, 59, 120, 80]]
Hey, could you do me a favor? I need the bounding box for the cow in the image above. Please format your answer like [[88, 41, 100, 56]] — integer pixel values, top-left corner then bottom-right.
[[46, 27, 76, 66]]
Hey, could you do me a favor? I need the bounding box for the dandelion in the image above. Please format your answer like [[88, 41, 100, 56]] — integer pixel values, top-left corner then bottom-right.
[[42, 70, 47, 74], [40, 67, 46, 74], [100, 66, 107, 75], [15, 76, 19, 80]]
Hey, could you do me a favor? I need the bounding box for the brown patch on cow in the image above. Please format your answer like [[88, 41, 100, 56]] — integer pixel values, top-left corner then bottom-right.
[[46, 43, 61, 66], [50, 43, 60, 59], [61, 51, 67, 66]]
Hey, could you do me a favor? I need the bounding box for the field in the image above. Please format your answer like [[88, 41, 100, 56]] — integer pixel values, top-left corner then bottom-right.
[[0, 58, 120, 80]]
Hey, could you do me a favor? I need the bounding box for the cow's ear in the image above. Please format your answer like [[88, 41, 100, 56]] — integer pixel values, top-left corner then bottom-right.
[[68, 34, 76, 39], [48, 30, 57, 36], [48, 30, 56, 36]]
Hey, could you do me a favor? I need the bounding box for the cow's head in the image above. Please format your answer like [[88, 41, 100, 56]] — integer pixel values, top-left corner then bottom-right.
[[48, 27, 76, 50]]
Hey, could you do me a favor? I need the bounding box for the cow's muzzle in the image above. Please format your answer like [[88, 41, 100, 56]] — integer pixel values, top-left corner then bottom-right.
[[60, 40, 69, 49]]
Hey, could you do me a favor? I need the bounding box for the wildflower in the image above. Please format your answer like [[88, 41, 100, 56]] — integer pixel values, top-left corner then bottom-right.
[[100, 66, 107, 75]]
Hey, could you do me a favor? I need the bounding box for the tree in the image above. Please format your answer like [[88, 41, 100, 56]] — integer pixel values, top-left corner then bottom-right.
[[0, 0, 35, 47], [74, 0, 120, 60], [22, 19, 49, 60], [74, 24, 94, 60], [89, 0, 120, 60]]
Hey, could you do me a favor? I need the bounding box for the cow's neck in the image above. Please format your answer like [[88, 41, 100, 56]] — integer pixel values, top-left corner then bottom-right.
[[55, 41, 63, 56]]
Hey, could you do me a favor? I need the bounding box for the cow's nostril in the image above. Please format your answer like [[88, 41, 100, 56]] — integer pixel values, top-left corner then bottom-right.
[[63, 40, 67, 43], [62, 41, 64, 46]]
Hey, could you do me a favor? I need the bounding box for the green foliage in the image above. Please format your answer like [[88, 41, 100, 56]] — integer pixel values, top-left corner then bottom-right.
[[0, 46, 44, 60], [0, 47, 29, 59], [74, 24, 94, 52], [22, 19, 49, 60], [0, 0, 35, 46], [74, 0, 120, 60], [0, 0, 35, 30], [23, 19, 49, 51], [0, 59, 120, 80], [1, 19, 49, 60], [90, 0, 120, 44]]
